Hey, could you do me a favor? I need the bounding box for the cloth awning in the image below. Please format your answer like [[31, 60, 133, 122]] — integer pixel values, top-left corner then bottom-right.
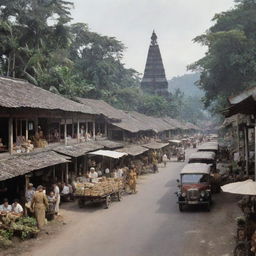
[[0, 151, 70, 182], [221, 179, 256, 195], [88, 150, 128, 159], [53, 142, 103, 157], [143, 142, 169, 150], [117, 145, 148, 156]]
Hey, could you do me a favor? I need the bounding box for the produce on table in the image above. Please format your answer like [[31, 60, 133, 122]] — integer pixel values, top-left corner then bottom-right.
[[75, 177, 124, 197]]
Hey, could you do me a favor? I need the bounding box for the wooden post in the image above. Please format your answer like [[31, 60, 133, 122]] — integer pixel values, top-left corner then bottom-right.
[[71, 120, 74, 138], [86, 121, 88, 134], [64, 120, 67, 145], [8, 117, 13, 154], [61, 164, 64, 183], [65, 163, 69, 183], [244, 126, 249, 176], [74, 158, 78, 176], [104, 122, 108, 137], [237, 115, 240, 156], [35, 118, 38, 134], [77, 120, 80, 143], [24, 175, 29, 216], [93, 121, 96, 140], [25, 119, 28, 141], [20, 119, 22, 136], [15, 118, 18, 140]]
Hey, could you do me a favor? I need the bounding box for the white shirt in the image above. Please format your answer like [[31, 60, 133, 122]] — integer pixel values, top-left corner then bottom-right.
[[54, 186, 60, 196], [163, 154, 168, 161], [0, 204, 12, 212], [62, 185, 70, 195], [117, 169, 123, 178], [105, 168, 110, 174], [89, 171, 98, 179], [12, 203, 23, 214]]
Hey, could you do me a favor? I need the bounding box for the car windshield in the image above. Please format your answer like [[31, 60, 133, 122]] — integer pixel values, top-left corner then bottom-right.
[[181, 174, 208, 184]]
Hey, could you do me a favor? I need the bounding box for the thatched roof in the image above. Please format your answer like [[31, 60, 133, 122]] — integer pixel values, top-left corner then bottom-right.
[[76, 98, 125, 120], [77, 97, 198, 133], [53, 142, 103, 158], [95, 139, 124, 149], [0, 151, 70, 182], [117, 144, 149, 156], [143, 142, 169, 150], [0, 77, 95, 114]]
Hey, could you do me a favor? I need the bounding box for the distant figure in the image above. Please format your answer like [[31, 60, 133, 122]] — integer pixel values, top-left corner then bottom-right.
[[162, 154, 168, 167], [128, 167, 137, 194]]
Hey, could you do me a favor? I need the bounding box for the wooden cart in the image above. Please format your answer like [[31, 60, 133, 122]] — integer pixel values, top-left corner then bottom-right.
[[75, 189, 123, 209]]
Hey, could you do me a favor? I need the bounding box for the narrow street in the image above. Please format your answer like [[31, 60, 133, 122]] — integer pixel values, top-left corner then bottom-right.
[[20, 149, 240, 256]]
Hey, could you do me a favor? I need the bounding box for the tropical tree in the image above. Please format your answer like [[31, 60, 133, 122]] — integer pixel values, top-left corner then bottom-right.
[[189, 0, 256, 111]]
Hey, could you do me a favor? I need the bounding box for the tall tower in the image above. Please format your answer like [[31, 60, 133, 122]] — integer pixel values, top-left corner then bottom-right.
[[141, 31, 169, 97]]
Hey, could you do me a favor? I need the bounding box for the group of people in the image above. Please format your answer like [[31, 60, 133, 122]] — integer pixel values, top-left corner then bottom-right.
[[24, 181, 74, 229], [0, 198, 24, 218]]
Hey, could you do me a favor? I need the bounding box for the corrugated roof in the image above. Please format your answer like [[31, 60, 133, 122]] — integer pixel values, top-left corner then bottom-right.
[[0, 77, 95, 114], [117, 144, 149, 156], [143, 142, 169, 150], [53, 142, 103, 158], [0, 151, 70, 181]]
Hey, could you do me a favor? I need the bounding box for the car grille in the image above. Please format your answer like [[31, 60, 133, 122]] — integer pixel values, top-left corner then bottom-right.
[[187, 189, 199, 200]]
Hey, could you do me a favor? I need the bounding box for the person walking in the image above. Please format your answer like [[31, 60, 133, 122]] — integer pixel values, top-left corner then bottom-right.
[[162, 153, 168, 167], [53, 183, 60, 215], [31, 185, 48, 229], [128, 167, 137, 194]]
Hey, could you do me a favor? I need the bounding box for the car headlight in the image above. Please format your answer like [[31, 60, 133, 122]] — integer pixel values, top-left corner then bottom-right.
[[200, 191, 205, 197], [181, 192, 186, 197]]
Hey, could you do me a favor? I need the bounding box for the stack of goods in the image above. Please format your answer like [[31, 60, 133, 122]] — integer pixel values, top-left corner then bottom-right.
[[13, 138, 34, 153], [75, 178, 123, 197], [32, 131, 48, 148]]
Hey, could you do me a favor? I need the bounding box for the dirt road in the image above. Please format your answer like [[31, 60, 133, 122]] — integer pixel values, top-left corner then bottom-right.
[[19, 151, 239, 256]]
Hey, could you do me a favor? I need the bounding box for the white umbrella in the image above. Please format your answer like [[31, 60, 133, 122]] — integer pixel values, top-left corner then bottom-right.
[[221, 179, 256, 195]]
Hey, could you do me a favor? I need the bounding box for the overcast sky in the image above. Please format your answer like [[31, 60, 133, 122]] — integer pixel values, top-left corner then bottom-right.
[[70, 0, 235, 79]]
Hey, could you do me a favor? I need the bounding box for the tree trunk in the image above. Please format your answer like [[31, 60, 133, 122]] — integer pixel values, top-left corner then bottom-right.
[[7, 52, 11, 77]]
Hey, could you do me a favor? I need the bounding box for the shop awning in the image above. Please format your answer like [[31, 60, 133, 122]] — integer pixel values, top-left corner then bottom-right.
[[0, 151, 70, 182], [117, 145, 148, 156], [169, 140, 182, 144], [88, 150, 128, 159], [143, 142, 169, 150], [53, 142, 103, 157]]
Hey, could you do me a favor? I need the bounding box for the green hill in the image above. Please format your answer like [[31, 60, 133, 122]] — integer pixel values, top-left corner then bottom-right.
[[168, 73, 204, 97]]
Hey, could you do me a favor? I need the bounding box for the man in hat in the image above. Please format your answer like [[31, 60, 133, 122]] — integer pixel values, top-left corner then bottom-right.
[[31, 185, 48, 229]]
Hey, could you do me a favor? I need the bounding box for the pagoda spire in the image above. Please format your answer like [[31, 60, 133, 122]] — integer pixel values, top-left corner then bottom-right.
[[141, 31, 169, 97]]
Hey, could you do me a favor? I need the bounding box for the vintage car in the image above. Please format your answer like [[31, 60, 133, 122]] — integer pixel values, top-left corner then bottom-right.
[[188, 151, 216, 168], [176, 163, 212, 212], [197, 142, 218, 153]]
